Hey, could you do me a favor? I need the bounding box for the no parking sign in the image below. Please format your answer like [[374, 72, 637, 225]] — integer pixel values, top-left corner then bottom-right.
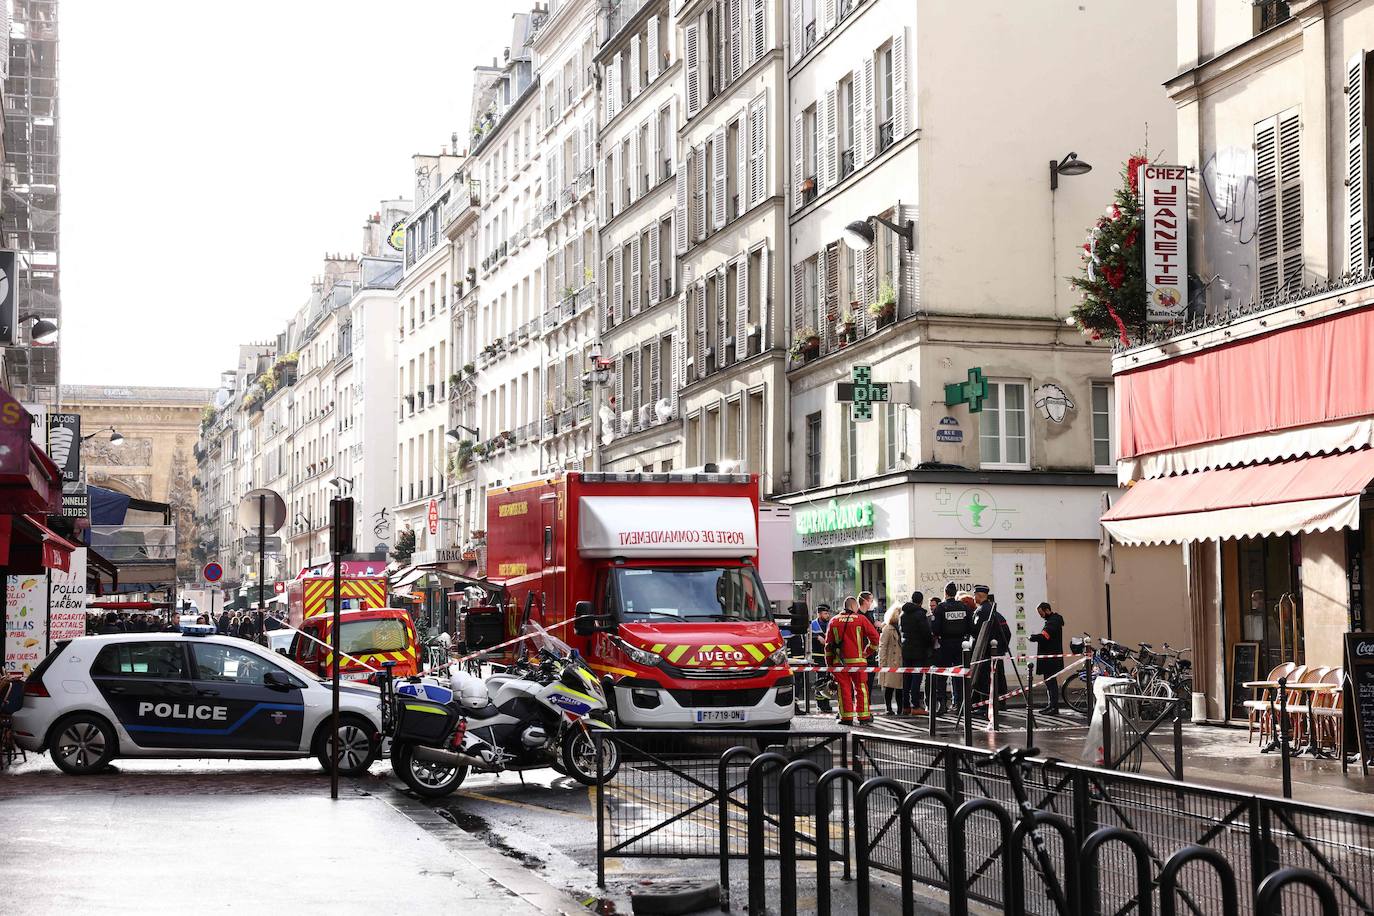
[[203, 562, 223, 583]]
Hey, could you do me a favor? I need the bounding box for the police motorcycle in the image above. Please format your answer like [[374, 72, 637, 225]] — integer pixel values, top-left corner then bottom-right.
[[386, 623, 619, 797]]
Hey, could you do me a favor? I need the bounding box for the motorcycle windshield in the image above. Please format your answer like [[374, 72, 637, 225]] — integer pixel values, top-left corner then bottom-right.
[[522, 621, 573, 659]]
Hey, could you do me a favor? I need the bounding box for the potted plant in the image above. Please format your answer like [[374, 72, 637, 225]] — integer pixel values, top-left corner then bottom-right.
[[463, 362, 476, 375], [836, 308, 857, 344], [868, 280, 897, 327], [472, 442, 488, 459], [789, 327, 821, 362], [449, 372, 461, 387]]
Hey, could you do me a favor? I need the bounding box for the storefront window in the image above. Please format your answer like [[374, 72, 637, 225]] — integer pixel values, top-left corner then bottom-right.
[[1236, 534, 1303, 672], [795, 547, 856, 615]]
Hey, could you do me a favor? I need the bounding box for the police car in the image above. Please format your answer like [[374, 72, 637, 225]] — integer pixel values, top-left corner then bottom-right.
[[11, 632, 384, 776]]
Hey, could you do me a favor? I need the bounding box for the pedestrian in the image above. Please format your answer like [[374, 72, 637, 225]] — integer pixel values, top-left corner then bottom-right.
[[787, 601, 809, 658], [810, 604, 832, 666], [195, 615, 208, 625], [237, 613, 257, 641], [824, 596, 880, 725], [876, 607, 904, 715], [900, 594, 933, 713], [98, 612, 123, 635], [1028, 601, 1065, 714], [931, 582, 973, 715], [971, 585, 1012, 706], [217, 610, 231, 635]]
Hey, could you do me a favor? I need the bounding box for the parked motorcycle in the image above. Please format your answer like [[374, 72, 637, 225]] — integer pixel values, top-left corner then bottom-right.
[[389, 623, 620, 797]]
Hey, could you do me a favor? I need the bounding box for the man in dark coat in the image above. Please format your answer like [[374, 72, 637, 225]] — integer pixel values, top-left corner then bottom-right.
[[217, 611, 231, 635], [236, 613, 258, 641], [970, 585, 1012, 705], [1028, 601, 1065, 713], [899, 594, 933, 713], [931, 582, 973, 715]]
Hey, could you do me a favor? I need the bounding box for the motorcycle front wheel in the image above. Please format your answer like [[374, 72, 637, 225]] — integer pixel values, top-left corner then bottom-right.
[[393, 742, 468, 798], [561, 727, 620, 786]]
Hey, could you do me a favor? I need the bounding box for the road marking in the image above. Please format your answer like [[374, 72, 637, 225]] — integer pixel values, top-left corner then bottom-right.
[[453, 788, 597, 821]]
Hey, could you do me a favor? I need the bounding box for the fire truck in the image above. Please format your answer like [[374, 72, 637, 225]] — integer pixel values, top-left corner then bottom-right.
[[282, 575, 421, 679], [484, 471, 793, 729]]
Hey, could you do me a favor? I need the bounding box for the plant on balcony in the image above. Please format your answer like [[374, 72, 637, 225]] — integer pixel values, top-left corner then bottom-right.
[[390, 528, 416, 564], [836, 308, 857, 343], [472, 441, 488, 458], [867, 280, 897, 325], [463, 362, 475, 375], [449, 372, 461, 387], [1069, 153, 1150, 345], [789, 327, 821, 361]]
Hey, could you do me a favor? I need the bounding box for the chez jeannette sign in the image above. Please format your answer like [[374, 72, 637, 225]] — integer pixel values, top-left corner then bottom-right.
[[1139, 164, 1189, 324], [795, 499, 875, 548]]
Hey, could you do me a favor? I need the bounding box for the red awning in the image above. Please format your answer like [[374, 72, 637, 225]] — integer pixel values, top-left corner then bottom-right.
[[1101, 448, 1374, 545], [22, 514, 79, 572]]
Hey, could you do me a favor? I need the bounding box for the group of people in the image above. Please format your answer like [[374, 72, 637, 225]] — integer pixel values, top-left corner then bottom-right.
[[790, 582, 1066, 725], [89, 607, 289, 645], [91, 611, 181, 634]]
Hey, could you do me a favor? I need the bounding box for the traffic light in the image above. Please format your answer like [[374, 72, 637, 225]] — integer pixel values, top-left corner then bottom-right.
[[329, 496, 354, 556]]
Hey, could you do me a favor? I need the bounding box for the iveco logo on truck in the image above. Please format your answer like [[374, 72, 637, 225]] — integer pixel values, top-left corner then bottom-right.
[[137, 702, 229, 721], [697, 650, 746, 663]]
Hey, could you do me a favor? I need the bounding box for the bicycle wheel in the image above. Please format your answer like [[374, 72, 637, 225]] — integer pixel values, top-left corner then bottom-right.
[[1138, 679, 1175, 720], [1061, 669, 1092, 715]]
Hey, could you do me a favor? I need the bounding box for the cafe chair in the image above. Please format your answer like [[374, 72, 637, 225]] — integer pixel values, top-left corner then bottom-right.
[[1311, 667, 1345, 756], [1245, 662, 1295, 743]]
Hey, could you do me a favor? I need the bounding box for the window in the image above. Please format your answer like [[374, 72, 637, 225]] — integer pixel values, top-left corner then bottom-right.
[[980, 380, 1029, 469], [190, 643, 289, 686], [1092, 382, 1115, 471], [1255, 110, 1302, 298], [878, 44, 894, 151], [803, 255, 819, 332], [883, 402, 900, 471], [805, 412, 822, 488], [841, 407, 858, 481], [803, 104, 818, 201], [91, 642, 188, 679], [839, 77, 855, 178], [1254, 0, 1290, 33]]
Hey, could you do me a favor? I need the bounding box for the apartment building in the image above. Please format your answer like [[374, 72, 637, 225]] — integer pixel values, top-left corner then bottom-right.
[[535, 0, 600, 474], [595, 0, 683, 471], [396, 152, 465, 554], [470, 12, 547, 497], [443, 172, 482, 568], [780, 0, 1182, 655], [675, 0, 788, 483]]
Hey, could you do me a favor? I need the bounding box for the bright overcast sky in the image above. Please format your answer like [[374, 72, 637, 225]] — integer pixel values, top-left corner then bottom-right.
[[60, 0, 529, 388]]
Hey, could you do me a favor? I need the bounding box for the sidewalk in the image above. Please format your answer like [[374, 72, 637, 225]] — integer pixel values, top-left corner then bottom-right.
[[0, 758, 583, 915]]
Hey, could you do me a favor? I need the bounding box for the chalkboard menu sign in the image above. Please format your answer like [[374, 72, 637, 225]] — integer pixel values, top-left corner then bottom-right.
[[1228, 641, 1261, 721], [1344, 632, 1374, 774]]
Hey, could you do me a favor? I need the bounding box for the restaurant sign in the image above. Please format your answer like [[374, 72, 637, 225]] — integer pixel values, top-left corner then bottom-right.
[[1139, 164, 1189, 323]]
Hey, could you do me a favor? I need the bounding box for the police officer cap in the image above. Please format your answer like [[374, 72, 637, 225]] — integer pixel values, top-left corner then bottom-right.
[[973, 584, 990, 594]]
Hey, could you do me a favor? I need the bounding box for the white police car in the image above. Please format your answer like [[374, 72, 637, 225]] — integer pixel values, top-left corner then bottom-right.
[[12, 632, 384, 776]]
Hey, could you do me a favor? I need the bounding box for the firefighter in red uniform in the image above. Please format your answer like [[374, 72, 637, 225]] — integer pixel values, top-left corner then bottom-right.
[[825, 596, 881, 724]]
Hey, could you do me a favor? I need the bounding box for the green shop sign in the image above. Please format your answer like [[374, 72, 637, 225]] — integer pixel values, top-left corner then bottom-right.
[[795, 499, 875, 536]]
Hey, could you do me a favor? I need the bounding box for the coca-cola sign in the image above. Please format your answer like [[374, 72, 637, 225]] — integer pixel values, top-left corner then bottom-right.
[[1355, 640, 1374, 658]]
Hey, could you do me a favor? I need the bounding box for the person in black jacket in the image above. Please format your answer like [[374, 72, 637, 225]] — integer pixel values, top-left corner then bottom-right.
[[217, 611, 231, 635], [971, 586, 1012, 705], [236, 613, 257, 641], [1028, 601, 1065, 713], [931, 582, 973, 715], [899, 595, 933, 713]]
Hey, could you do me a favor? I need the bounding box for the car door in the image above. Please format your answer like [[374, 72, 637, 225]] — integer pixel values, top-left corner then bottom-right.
[[90, 640, 205, 749], [187, 642, 305, 751]]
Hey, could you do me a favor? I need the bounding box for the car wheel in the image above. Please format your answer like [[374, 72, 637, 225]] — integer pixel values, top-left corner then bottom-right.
[[49, 713, 117, 776], [315, 715, 379, 777]]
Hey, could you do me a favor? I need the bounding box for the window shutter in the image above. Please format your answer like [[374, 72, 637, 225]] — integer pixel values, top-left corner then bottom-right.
[[613, 355, 624, 429], [555, 248, 565, 298], [693, 144, 707, 240], [1278, 110, 1303, 292], [861, 56, 876, 165], [574, 237, 585, 291], [791, 263, 805, 343], [630, 127, 641, 203], [648, 16, 660, 82], [649, 115, 660, 187], [630, 237, 642, 316], [1257, 116, 1279, 297], [825, 242, 840, 346], [736, 112, 748, 219], [735, 255, 749, 361], [631, 351, 643, 416], [1352, 53, 1369, 274], [629, 36, 641, 99], [673, 301, 685, 410], [571, 132, 582, 179], [824, 86, 838, 191], [651, 340, 662, 403], [685, 21, 701, 117], [583, 119, 594, 179], [750, 92, 767, 206], [760, 245, 770, 347], [752, 0, 766, 63], [792, 111, 805, 209], [606, 54, 618, 121], [817, 249, 831, 351], [850, 65, 866, 169], [892, 28, 909, 142], [729, 0, 743, 81], [712, 127, 727, 229], [695, 279, 708, 373], [598, 258, 608, 330], [596, 155, 607, 221], [612, 246, 624, 325], [861, 242, 877, 335], [649, 226, 661, 305], [675, 162, 689, 253], [789, 0, 802, 64]]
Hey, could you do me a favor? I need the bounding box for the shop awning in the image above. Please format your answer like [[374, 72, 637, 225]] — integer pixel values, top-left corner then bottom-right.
[[1101, 448, 1374, 546]]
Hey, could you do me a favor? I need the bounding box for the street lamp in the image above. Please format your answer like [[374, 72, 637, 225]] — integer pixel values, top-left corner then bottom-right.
[[18, 313, 58, 344], [327, 476, 353, 490], [843, 215, 915, 252], [445, 424, 480, 444], [1048, 151, 1092, 190], [82, 426, 124, 446]]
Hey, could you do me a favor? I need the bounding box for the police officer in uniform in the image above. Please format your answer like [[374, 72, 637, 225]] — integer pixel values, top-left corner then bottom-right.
[[931, 582, 973, 715], [971, 585, 1012, 706], [825, 596, 881, 725]]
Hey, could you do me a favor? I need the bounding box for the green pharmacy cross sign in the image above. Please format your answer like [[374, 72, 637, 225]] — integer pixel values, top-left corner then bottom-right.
[[945, 367, 989, 413], [836, 365, 890, 421]]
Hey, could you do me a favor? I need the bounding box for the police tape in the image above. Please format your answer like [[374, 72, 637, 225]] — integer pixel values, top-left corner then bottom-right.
[[971, 655, 1090, 708], [276, 623, 381, 674], [429, 617, 579, 674]]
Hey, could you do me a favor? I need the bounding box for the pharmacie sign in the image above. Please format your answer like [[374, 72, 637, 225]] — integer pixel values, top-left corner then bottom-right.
[[795, 499, 874, 547], [1139, 164, 1188, 323]]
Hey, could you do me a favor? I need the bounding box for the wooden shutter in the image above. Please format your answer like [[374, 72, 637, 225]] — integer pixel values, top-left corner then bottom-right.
[[583, 119, 594, 180], [685, 20, 701, 117], [824, 86, 838, 191], [596, 155, 607, 222], [1278, 110, 1303, 292], [892, 28, 909, 142], [850, 66, 866, 170], [752, 0, 766, 64], [606, 53, 619, 121], [792, 112, 804, 209], [630, 127, 641, 203], [716, 266, 729, 366], [612, 246, 624, 325], [630, 237, 642, 316], [598, 256, 609, 330], [648, 226, 661, 305], [631, 350, 642, 417], [675, 160, 689, 253], [729, 0, 743, 81], [735, 112, 748, 219], [613, 355, 624, 430], [1257, 116, 1279, 297], [573, 236, 584, 292], [693, 144, 708, 241], [791, 263, 805, 344], [861, 243, 877, 334], [571, 131, 582, 180], [750, 92, 767, 206], [629, 35, 641, 98], [735, 255, 749, 361], [712, 128, 727, 230], [673, 299, 685, 409], [817, 249, 831, 351], [790, 0, 803, 64], [648, 16, 660, 82], [861, 56, 876, 165], [695, 279, 708, 373], [760, 245, 770, 347], [555, 248, 565, 299], [1353, 53, 1369, 274], [825, 242, 840, 347], [651, 340, 662, 402], [822, 0, 836, 37], [648, 115, 660, 187]]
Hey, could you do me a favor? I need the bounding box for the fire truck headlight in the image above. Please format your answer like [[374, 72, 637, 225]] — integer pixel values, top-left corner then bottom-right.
[[768, 646, 788, 666], [616, 638, 661, 668]]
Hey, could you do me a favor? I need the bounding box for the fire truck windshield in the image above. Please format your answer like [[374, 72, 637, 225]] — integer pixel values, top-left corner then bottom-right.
[[608, 566, 772, 622]]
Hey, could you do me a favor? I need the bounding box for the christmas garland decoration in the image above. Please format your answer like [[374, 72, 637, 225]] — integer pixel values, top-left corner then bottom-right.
[[1068, 154, 1151, 346]]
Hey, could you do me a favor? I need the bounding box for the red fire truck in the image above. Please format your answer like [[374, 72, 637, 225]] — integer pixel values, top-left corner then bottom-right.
[[484, 471, 793, 729]]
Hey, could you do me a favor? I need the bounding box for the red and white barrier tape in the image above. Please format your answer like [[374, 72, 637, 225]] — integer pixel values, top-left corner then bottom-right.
[[437, 617, 578, 671]]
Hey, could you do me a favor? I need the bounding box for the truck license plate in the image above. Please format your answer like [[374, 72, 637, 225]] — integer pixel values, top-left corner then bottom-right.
[[695, 709, 748, 723]]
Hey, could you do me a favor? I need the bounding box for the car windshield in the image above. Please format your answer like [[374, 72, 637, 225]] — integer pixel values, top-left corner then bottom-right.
[[608, 566, 771, 622], [338, 618, 409, 656]]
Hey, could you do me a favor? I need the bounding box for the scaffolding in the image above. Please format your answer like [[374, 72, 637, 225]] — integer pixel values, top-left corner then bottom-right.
[[2, 0, 59, 405]]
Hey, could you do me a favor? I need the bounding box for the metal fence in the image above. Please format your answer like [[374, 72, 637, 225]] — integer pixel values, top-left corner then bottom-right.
[[594, 729, 1374, 916]]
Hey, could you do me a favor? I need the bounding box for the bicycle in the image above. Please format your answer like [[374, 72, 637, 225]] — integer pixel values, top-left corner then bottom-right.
[[1130, 642, 1178, 719], [1060, 633, 1131, 715], [979, 746, 1071, 914]]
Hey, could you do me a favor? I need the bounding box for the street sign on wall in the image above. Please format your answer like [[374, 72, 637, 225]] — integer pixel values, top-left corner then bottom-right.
[[46, 413, 81, 485], [427, 499, 440, 536], [1139, 164, 1189, 323]]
